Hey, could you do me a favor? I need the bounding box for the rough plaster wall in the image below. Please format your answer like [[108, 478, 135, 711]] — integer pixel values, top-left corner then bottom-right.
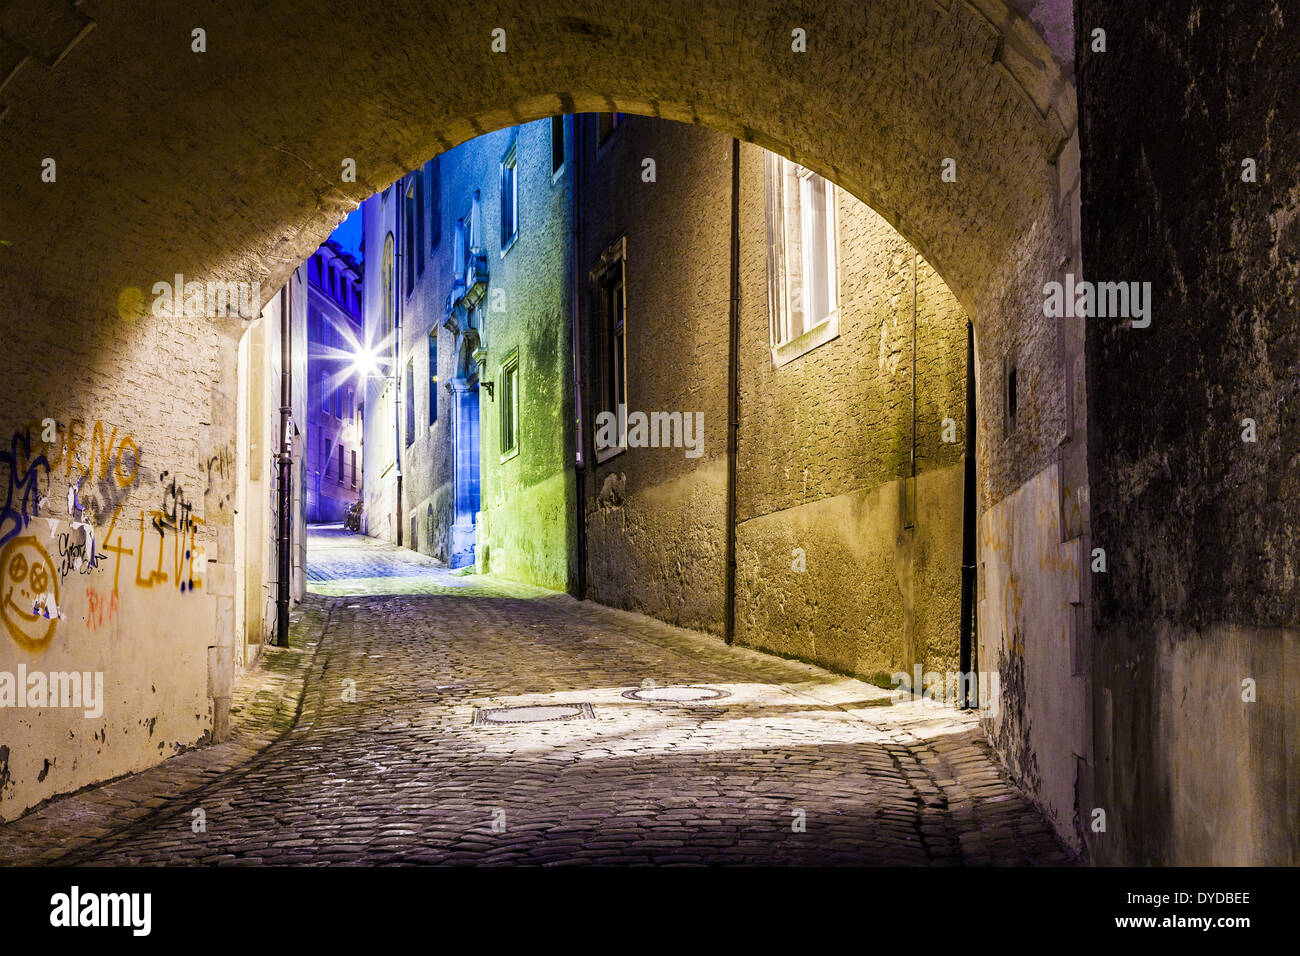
[[735, 142, 968, 678], [581, 118, 733, 632], [978, 462, 1087, 849], [475, 120, 576, 591], [360, 190, 399, 544], [736, 466, 964, 677], [587, 461, 728, 636], [1079, 0, 1299, 865], [0, 0, 1077, 371], [0, 249, 309, 821], [395, 153, 455, 561], [0, 302, 233, 820], [1003, 0, 1076, 70], [387, 121, 576, 586]]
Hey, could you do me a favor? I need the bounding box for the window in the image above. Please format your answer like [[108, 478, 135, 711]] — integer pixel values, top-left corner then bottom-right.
[[592, 238, 627, 461], [452, 216, 466, 281], [765, 153, 840, 366], [428, 332, 438, 425], [429, 157, 441, 251], [500, 140, 518, 251], [404, 175, 424, 295], [333, 386, 342, 420], [345, 385, 355, 424], [351, 449, 357, 488], [320, 372, 329, 415], [382, 233, 396, 342], [597, 112, 624, 144], [405, 359, 415, 447], [551, 115, 565, 174], [500, 351, 520, 458], [337, 444, 344, 485]]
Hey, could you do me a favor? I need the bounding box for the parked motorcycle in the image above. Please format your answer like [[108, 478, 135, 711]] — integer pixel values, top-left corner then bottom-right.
[[344, 499, 363, 533]]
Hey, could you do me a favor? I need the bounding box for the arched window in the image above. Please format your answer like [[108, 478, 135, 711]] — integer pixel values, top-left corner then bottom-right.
[[382, 232, 396, 343]]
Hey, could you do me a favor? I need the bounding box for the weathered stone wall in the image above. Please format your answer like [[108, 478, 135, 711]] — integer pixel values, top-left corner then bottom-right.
[[1078, 0, 1299, 864]]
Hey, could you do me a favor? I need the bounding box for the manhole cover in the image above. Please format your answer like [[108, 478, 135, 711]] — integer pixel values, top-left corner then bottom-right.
[[622, 685, 731, 703], [473, 702, 595, 725]]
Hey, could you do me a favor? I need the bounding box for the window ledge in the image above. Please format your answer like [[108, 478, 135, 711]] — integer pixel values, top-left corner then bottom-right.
[[594, 442, 626, 465], [500, 446, 520, 464], [771, 314, 839, 368], [500, 233, 518, 258]]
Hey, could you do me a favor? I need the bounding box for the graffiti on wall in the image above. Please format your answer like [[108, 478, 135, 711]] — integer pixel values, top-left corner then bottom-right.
[[0, 535, 62, 652], [0, 429, 50, 546], [0, 416, 221, 652], [201, 442, 235, 512], [84, 586, 119, 634], [56, 527, 106, 580], [99, 509, 205, 596], [153, 471, 195, 536]]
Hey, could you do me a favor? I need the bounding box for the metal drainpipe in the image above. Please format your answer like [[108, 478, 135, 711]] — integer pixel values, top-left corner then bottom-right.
[[394, 197, 404, 547], [724, 138, 741, 645], [571, 114, 588, 599], [275, 281, 292, 647], [959, 321, 977, 707], [911, 252, 918, 483]]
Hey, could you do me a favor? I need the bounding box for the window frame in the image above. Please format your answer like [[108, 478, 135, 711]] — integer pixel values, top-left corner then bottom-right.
[[404, 358, 416, 448], [499, 349, 520, 461], [550, 115, 566, 181], [597, 111, 625, 148], [591, 236, 628, 464], [404, 175, 424, 296], [500, 138, 519, 255], [428, 331, 439, 427], [765, 153, 842, 368], [429, 157, 441, 252]]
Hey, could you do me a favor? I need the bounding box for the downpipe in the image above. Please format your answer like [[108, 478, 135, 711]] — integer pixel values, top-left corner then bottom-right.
[[275, 281, 293, 647]]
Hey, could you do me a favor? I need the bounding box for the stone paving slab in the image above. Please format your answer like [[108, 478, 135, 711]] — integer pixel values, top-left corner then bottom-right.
[[14, 529, 1076, 866]]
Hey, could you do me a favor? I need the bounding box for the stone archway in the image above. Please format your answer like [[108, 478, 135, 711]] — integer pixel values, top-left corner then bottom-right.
[[0, 0, 1088, 849]]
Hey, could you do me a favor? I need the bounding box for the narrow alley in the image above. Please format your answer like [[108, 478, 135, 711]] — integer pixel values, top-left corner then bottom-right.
[[18, 528, 1070, 866]]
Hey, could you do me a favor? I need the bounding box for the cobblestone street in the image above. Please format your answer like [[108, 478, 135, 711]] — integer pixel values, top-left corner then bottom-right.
[[33, 528, 1074, 866]]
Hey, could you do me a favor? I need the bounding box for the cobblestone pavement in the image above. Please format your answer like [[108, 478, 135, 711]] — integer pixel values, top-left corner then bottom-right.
[[52, 527, 1074, 866]]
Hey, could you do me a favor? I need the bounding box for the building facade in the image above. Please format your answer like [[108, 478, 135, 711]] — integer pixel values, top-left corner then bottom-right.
[[305, 241, 364, 524], [361, 117, 578, 590], [574, 116, 969, 680]]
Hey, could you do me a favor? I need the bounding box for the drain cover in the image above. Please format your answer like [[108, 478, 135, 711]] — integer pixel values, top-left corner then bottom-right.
[[473, 702, 595, 725], [622, 685, 730, 703]]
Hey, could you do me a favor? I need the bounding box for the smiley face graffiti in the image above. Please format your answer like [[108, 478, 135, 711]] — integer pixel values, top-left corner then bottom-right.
[[1, 535, 60, 652]]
